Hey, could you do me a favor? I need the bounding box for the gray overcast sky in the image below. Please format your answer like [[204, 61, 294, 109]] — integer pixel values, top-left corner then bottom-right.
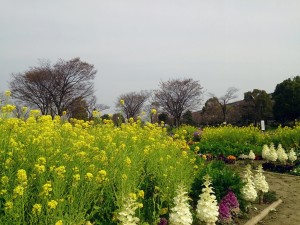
[[1, 0, 300, 113]]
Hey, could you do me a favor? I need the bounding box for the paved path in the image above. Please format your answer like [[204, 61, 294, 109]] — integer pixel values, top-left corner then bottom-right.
[[258, 172, 300, 225]]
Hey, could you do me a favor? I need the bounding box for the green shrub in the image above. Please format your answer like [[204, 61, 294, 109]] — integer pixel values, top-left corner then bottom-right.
[[263, 191, 277, 204], [190, 160, 247, 210], [194, 125, 267, 156], [191, 124, 300, 157], [270, 124, 300, 150]]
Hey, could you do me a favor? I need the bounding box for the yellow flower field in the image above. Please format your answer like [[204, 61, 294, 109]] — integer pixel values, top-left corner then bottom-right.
[[0, 111, 197, 224]]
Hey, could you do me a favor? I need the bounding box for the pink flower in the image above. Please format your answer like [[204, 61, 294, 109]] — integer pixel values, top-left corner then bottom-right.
[[218, 199, 232, 223], [223, 191, 239, 212]]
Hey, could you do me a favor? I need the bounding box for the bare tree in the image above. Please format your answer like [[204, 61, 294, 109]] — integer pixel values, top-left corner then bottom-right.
[[116, 90, 151, 119], [10, 64, 54, 115], [85, 96, 110, 119], [154, 78, 203, 127], [210, 87, 239, 122], [10, 57, 97, 116]]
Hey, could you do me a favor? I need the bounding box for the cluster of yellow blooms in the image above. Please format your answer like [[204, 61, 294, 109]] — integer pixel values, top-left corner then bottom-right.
[[0, 100, 196, 224], [40, 182, 53, 197], [32, 203, 42, 215]]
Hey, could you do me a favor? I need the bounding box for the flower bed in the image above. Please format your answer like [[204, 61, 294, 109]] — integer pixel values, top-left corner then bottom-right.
[[188, 124, 300, 157], [1, 105, 295, 224]]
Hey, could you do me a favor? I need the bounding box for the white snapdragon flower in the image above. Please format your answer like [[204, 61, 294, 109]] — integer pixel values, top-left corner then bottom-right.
[[118, 194, 141, 225], [262, 144, 270, 160], [196, 175, 219, 225], [238, 154, 248, 160], [277, 144, 288, 164], [169, 184, 193, 225], [267, 143, 278, 162], [242, 182, 257, 202], [288, 148, 297, 163], [248, 150, 256, 160], [254, 165, 269, 193], [241, 165, 257, 202]]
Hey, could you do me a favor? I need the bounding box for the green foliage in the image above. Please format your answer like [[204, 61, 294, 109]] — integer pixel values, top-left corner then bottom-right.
[[290, 164, 300, 176], [191, 123, 300, 156], [243, 89, 273, 123], [263, 191, 277, 204], [193, 125, 266, 156], [190, 160, 246, 210], [269, 124, 300, 150], [197, 141, 262, 157], [182, 110, 195, 126], [201, 97, 223, 125], [273, 75, 300, 122], [158, 113, 168, 124], [111, 113, 125, 126]]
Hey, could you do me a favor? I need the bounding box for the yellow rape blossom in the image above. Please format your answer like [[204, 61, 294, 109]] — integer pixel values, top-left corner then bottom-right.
[[1, 176, 9, 185], [32, 204, 42, 215], [129, 193, 137, 200], [92, 110, 100, 117], [48, 200, 58, 209], [54, 166, 66, 178], [72, 166, 79, 173], [85, 173, 94, 181], [4, 90, 11, 97], [37, 157, 46, 165], [194, 146, 200, 154], [151, 108, 157, 114], [55, 220, 63, 225], [96, 170, 107, 183], [138, 190, 144, 199], [131, 136, 137, 142], [13, 185, 24, 198], [29, 109, 41, 117], [0, 189, 7, 195], [34, 164, 45, 174], [73, 174, 81, 182], [1, 104, 16, 113], [40, 182, 52, 197], [98, 169, 106, 176], [125, 157, 131, 166], [4, 201, 13, 211]]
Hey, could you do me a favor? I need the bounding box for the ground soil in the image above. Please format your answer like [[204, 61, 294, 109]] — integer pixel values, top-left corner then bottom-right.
[[232, 162, 300, 225]]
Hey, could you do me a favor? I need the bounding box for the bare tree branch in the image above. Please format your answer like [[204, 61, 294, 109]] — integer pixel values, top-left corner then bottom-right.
[[154, 78, 203, 126], [212, 87, 239, 122], [116, 90, 151, 119], [9, 57, 97, 116]]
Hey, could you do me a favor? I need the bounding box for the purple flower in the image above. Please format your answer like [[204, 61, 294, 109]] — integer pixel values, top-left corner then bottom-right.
[[223, 191, 240, 211], [219, 199, 231, 221], [158, 217, 168, 225]]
